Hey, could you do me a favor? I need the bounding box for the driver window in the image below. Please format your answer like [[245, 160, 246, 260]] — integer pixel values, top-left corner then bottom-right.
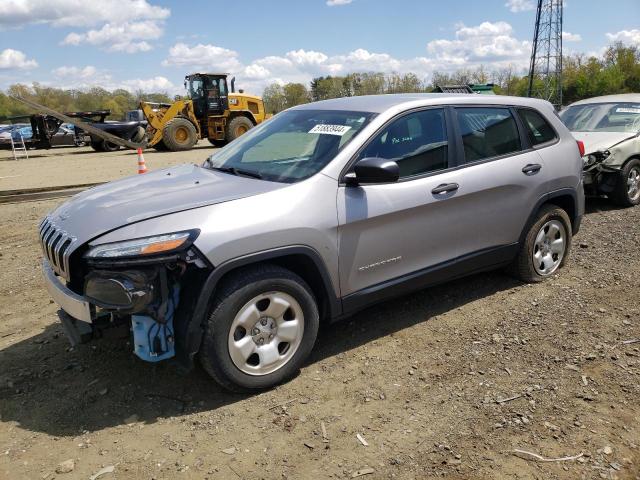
[[358, 109, 449, 178]]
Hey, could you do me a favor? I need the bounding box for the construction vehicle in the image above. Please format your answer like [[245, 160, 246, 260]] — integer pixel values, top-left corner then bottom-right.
[[11, 73, 269, 152], [141, 73, 270, 151]]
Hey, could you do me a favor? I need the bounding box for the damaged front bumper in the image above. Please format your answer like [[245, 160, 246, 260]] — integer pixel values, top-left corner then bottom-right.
[[43, 259, 92, 321], [43, 259, 98, 346], [42, 258, 181, 362]]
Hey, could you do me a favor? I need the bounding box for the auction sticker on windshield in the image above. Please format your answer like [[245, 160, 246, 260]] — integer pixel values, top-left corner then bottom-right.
[[616, 107, 640, 114], [308, 124, 352, 136]]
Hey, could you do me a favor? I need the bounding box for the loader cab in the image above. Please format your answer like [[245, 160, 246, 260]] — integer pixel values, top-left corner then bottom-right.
[[185, 73, 229, 118]]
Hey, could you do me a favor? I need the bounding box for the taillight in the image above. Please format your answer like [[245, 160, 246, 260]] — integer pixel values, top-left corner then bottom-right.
[[576, 140, 585, 157]]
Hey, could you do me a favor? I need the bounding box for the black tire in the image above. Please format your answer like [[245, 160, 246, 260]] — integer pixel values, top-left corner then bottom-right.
[[510, 204, 572, 283], [610, 159, 640, 207], [208, 138, 226, 148], [90, 140, 104, 152], [226, 116, 254, 143], [199, 264, 319, 392], [102, 140, 120, 152], [152, 139, 168, 151], [162, 117, 197, 151], [131, 126, 146, 143]]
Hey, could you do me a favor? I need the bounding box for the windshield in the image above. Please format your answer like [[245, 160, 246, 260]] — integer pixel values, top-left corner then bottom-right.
[[559, 102, 640, 133], [205, 109, 375, 183]]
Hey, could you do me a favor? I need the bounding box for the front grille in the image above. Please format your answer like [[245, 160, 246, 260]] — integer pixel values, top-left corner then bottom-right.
[[39, 217, 77, 281]]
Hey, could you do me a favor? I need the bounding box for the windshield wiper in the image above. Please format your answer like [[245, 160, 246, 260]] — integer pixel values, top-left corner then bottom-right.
[[208, 165, 263, 179]]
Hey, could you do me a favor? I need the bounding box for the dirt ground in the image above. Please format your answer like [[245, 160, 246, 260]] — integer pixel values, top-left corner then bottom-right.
[[0, 142, 215, 191], [0, 147, 639, 479]]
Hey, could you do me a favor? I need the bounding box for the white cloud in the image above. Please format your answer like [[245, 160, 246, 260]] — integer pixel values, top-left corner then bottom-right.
[[0, 48, 37, 70], [326, 0, 353, 5], [426, 21, 530, 65], [0, 1, 169, 54], [0, 0, 169, 28], [505, 0, 535, 12], [62, 20, 163, 53], [606, 29, 640, 46], [52, 65, 98, 78], [161, 42, 243, 71], [163, 22, 531, 94], [562, 31, 582, 42], [50, 65, 176, 93], [121, 76, 175, 92]]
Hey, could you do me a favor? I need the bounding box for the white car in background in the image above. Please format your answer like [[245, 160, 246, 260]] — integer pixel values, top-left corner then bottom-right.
[[560, 93, 640, 206]]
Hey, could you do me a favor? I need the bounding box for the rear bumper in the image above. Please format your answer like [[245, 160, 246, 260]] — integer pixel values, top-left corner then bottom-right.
[[42, 259, 91, 322]]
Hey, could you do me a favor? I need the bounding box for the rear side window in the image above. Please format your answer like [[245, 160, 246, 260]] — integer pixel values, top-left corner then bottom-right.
[[517, 108, 557, 146], [455, 107, 521, 163]]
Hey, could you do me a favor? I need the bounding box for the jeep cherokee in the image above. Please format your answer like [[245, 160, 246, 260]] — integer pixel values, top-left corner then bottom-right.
[[40, 94, 584, 391]]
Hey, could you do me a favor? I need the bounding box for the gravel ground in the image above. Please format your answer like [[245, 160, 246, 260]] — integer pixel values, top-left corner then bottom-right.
[[0, 190, 638, 479]]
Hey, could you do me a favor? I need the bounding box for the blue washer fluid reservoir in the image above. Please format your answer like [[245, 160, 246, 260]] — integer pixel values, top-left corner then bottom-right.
[[132, 284, 180, 362]]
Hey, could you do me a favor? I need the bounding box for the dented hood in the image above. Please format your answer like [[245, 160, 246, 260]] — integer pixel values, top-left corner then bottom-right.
[[571, 131, 637, 154], [47, 163, 284, 245]]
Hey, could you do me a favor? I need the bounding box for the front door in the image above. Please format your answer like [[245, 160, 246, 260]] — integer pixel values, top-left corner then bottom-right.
[[337, 108, 460, 301], [205, 77, 228, 115]]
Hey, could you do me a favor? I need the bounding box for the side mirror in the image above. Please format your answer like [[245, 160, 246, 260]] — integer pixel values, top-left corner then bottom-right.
[[346, 157, 399, 185]]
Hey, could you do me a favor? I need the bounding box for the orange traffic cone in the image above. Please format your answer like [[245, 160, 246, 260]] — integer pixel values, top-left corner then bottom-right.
[[137, 148, 148, 174]]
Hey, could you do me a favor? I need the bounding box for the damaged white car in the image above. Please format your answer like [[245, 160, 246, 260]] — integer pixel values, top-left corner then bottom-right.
[[560, 94, 640, 206]]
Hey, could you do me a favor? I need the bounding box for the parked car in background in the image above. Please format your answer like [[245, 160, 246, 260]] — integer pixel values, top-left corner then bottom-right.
[[560, 93, 640, 206], [40, 94, 584, 391], [89, 119, 146, 152], [0, 124, 33, 148], [51, 123, 90, 147]]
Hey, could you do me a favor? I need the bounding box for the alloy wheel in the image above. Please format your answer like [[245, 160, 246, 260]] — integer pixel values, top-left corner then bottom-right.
[[532, 219, 566, 276], [227, 291, 304, 375], [627, 166, 640, 202]]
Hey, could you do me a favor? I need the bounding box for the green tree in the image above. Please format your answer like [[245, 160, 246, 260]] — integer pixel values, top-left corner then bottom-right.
[[262, 83, 286, 113], [283, 83, 310, 108]]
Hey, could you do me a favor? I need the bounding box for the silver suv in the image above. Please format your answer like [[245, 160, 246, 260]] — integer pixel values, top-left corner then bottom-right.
[[40, 94, 584, 391]]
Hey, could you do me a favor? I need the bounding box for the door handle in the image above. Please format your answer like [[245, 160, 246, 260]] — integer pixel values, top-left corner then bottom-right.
[[431, 183, 459, 195], [522, 163, 542, 175]]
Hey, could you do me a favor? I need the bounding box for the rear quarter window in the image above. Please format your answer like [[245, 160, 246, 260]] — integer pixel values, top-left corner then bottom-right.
[[517, 108, 557, 146]]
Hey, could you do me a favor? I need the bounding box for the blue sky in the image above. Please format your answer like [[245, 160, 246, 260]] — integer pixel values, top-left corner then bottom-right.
[[0, 0, 638, 95]]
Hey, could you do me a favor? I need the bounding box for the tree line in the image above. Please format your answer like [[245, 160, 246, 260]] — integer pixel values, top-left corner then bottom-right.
[[0, 84, 172, 120], [262, 43, 640, 113]]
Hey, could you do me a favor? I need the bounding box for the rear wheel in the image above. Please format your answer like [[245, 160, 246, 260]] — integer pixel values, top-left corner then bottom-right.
[[226, 116, 254, 143], [611, 159, 640, 207], [162, 117, 198, 151], [511, 205, 571, 283], [199, 265, 319, 392]]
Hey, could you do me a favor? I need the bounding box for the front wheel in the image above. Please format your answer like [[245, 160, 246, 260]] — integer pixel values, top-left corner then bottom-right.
[[611, 159, 640, 207], [511, 205, 572, 283], [225, 116, 254, 143], [200, 265, 319, 392]]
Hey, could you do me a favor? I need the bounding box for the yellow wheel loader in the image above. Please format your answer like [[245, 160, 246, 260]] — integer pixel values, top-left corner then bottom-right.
[[142, 73, 270, 151]]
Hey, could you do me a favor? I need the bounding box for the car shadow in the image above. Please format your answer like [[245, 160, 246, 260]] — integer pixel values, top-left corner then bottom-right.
[[0, 270, 520, 437], [584, 196, 623, 214]]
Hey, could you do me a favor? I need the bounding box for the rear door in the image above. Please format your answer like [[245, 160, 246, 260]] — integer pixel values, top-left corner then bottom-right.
[[443, 105, 550, 259]]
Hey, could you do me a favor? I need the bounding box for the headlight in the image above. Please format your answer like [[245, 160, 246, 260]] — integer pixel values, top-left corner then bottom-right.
[[85, 230, 199, 259]]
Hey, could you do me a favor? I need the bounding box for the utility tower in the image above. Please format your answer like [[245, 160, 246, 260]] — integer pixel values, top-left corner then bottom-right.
[[527, 0, 563, 108]]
